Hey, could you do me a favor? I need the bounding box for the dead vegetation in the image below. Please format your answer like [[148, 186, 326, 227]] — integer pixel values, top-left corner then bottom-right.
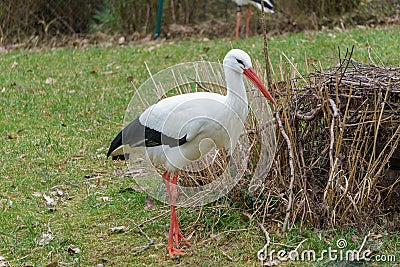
[[241, 46, 400, 233]]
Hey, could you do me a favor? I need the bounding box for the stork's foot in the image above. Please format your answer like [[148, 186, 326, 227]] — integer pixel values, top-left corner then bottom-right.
[[166, 221, 192, 257], [166, 246, 185, 257], [173, 227, 192, 248]]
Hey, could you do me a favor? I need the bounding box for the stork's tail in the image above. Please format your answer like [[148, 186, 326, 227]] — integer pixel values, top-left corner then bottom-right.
[[107, 131, 126, 160]]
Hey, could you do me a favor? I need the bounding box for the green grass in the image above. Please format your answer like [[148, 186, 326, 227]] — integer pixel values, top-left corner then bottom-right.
[[1, 26, 400, 266]]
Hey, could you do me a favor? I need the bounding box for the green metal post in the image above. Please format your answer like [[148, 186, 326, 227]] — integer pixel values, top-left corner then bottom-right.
[[154, 0, 164, 39]]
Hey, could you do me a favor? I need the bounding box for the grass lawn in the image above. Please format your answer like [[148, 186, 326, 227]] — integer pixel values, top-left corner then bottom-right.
[[1, 26, 399, 266]]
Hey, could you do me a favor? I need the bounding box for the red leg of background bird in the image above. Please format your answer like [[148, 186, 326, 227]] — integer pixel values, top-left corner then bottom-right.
[[235, 9, 241, 40], [245, 5, 251, 38]]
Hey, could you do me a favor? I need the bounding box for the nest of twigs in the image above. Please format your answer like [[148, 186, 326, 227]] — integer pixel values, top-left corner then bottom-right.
[[240, 48, 400, 232]]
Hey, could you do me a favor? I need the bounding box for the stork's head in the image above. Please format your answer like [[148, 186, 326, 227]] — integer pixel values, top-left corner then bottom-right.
[[223, 49, 276, 106], [223, 49, 253, 73]]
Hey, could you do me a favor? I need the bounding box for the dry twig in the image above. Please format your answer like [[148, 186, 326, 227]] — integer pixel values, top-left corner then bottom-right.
[[129, 219, 155, 255], [276, 111, 295, 235]]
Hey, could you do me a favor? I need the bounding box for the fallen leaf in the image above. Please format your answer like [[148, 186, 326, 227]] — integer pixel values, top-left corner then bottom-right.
[[22, 262, 33, 267], [99, 196, 111, 202], [54, 189, 64, 197], [0, 199, 12, 211], [32, 192, 42, 197], [56, 164, 65, 171], [38, 232, 54, 246], [0, 256, 6, 266], [67, 245, 81, 254], [46, 262, 58, 267], [103, 70, 115, 75], [351, 235, 359, 242], [371, 233, 383, 240], [109, 226, 127, 233], [45, 77, 56, 84], [43, 194, 57, 208], [118, 36, 125, 45]]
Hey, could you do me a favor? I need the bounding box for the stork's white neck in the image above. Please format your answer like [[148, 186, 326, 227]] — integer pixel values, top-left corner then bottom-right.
[[224, 67, 249, 120]]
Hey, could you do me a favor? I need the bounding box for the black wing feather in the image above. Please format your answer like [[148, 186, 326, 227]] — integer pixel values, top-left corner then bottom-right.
[[107, 117, 187, 160], [252, 0, 274, 11]]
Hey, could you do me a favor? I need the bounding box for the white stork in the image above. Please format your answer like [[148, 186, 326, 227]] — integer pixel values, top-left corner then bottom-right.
[[232, 0, 274, 39], [107, 49, 276, 257]]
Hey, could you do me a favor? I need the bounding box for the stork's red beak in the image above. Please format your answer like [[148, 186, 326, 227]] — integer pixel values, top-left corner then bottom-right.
[[243, 67, 276, 106]]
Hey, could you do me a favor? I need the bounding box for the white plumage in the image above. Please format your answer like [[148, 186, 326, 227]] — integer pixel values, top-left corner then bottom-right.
[[233, 0, 274, 12], [142, 92, 244, 170]]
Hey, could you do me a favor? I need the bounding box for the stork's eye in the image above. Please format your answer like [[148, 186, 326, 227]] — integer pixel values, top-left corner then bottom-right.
[[236, 59, 245, 67]]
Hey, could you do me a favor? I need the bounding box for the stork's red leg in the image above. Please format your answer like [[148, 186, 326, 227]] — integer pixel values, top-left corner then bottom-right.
[[170, 173, 191, 249], [245, 5, 251, 38], [164, 171, 191, 257], [162, 171, 171, 199], [235, 6, 242, 40], [167, 205, 185, 257]]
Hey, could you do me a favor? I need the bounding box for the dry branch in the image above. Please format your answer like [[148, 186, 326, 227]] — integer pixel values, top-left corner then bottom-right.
[[276, 111, 295, 234]]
